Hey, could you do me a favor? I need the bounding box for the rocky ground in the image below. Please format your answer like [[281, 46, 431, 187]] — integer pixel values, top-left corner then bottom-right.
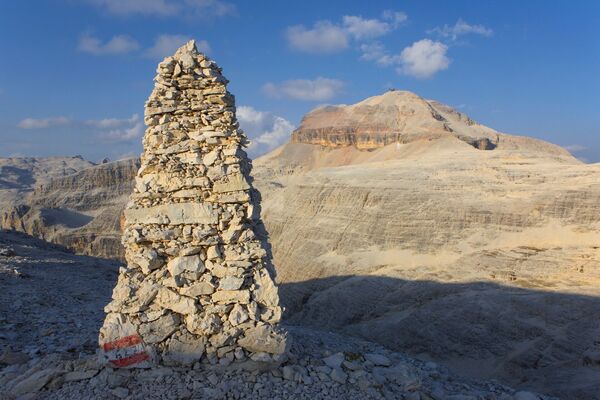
[[0, 229, 550, 400]]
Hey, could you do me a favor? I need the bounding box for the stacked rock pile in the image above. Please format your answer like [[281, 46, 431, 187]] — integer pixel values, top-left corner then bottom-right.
[[99, 40, 287, 368]]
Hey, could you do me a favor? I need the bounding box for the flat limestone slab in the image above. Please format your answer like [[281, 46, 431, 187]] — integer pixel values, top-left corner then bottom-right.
[[124, 202, 218, 225]]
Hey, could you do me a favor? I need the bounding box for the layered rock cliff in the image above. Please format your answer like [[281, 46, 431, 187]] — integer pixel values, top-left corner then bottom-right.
[[0, 158, 138, 258], [0, 156, 94, 204], [291, 90, 502, 150], [252, 92, 600, 399]]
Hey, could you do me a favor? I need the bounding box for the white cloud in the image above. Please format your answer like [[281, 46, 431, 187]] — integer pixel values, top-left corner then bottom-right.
[[398, 39, 450, 79], [85, 114, 139, 129], [88, 0, 179, 16], [263, 77, 345, 101], [97, 114, 145, 142], [145, 34, 210, 58], [564, 144, 587, 152], [88, 0, 235, 17], [286, 21, 349, 53], [17, 117, 70, 129], [359, 42, 401, 66], [78, 33, 139, 55], [382, 10, 408, 27], [342, 15, 391, 39], [286, 11, 406, 54], [184, 0, 236, 17], [428, 19, 493, 41], [237, 106, 294, 156]]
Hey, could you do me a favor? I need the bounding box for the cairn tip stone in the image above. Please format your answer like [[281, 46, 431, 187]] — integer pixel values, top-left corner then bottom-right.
[[99, 39, 287, 368]]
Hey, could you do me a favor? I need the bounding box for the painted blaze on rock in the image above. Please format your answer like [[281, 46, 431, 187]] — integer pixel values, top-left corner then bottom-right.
[[99, 40, 287, 368]]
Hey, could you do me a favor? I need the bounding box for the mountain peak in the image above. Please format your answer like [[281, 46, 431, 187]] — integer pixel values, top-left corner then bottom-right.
[[291, 91, 498, 150]]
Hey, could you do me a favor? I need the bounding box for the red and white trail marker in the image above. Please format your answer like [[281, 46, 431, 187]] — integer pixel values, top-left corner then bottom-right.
[[101, 334, 152, 368]]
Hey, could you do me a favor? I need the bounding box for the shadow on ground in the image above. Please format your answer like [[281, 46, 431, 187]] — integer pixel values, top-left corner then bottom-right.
[[2, 230, 600, 399], [279, 275, 600, 400]]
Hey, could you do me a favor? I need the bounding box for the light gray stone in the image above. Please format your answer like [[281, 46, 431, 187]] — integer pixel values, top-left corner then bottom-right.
[[323, 352, 345, 369], [124, 202, 218, 225], [364, 353, 391, 367], [167, 255, 205, 276]]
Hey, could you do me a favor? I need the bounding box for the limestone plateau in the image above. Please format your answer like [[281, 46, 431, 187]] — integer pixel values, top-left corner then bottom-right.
[[99, 40, 287, 369]]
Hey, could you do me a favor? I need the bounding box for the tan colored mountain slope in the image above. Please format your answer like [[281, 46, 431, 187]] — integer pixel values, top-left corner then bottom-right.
[[290, 90, 570, 153], [254, 91, 600, 399]]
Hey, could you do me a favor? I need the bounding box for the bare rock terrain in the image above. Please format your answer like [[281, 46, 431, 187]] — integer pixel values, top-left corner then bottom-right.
[[1, 90, 599, 398], [253, 91, 600, 399], [0, 158, 138, 259], [0, 230, 549, 399]]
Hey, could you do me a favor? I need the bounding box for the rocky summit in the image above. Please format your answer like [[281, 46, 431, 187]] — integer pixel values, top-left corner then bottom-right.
[[99, 40, 287, 369], [291, 90, 500, 150]]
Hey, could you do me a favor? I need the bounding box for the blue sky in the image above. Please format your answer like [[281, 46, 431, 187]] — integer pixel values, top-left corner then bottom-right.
[[0, 0, 598, 162]]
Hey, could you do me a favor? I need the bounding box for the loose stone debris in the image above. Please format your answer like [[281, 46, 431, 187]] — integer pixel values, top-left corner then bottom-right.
[[99, 40, 287, 369], [2, 326, 554, 400]]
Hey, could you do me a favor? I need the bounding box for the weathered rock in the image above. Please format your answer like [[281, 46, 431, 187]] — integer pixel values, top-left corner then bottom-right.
[[162, 331, 206, 366], [212, 289, 250, 304], [180, 281, 215, 296], [330, 367, 348, 384], [219, 275, 244, 290], [167, 255, 205, 276], [124, 203, 218, 225], [10, 368, 63, 396], [323, 352, 345, 369], [514, 392, 540, 400], [155, 287, 196, 315], [138, 313, 180, 344], [228, 304, 249, 326], [364, 353, 391, 367], [99, 40, 286, 367], [0, 350, 30, 365], [238, 324, 288, 355]]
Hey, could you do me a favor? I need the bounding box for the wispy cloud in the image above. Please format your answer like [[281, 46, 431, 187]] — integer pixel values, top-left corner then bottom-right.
[[144, 34, 210, 59], [185, 0, 236, 17], [97, 114, 145, 143], [237, 106, 294, 157], [78, 33, 139, 55], [18, 113, 144, 144], [342, 16, 391, 40], [382, 10, 408, 27], [17, 117, 71, 129], [428, 19, 493, 41], [286, 10, 407, 54], [85, 114, 139, 129], [263, 77, 345, 101], [286, 21, 349, 53], [87, 0, 235, 18], [360, 42, 399, 66]]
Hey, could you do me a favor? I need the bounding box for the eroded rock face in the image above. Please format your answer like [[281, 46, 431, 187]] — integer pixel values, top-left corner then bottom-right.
[[99, 40, 286, 368], [291, 90, 499, 150], [0, 158, 138, 259]]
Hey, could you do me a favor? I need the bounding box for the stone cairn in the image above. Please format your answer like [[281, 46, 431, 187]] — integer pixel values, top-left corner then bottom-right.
[[99, 40, 287, 369]]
